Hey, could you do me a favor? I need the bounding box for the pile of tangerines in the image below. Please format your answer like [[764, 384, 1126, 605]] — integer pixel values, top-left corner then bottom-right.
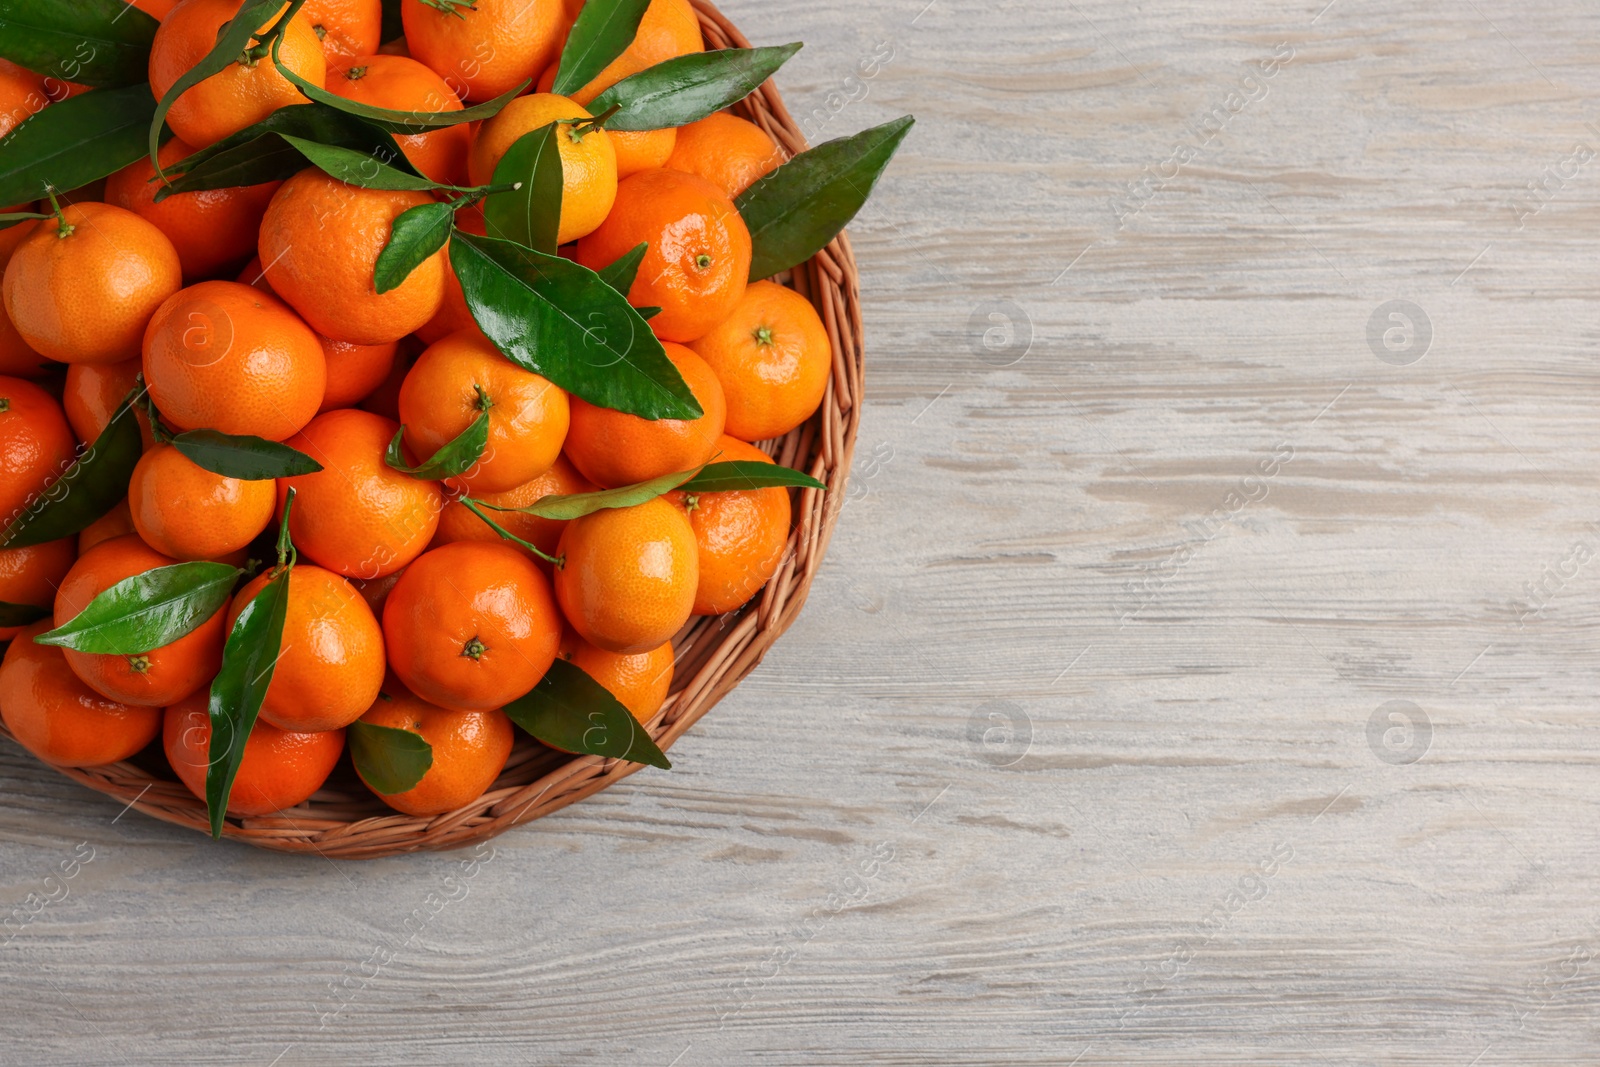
[[0, 0, 907, 836]]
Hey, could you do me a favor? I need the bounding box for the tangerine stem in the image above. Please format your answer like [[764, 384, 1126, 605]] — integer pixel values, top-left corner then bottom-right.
[[457, 497, 561, 565], [141, 393, 174, 445], [243, 0, 305, 66], [571, 103, 622, 139], [443, 181, 521, 207], [418, 0, 477, 17], [276, 488, 298, 572], [43, 186, 72, 239]]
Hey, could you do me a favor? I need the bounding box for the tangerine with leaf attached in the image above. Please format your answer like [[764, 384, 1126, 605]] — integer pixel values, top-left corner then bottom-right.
[[398, 330, 569, 495], [148, 0, 328, 150], [469, 93, 618, 245]]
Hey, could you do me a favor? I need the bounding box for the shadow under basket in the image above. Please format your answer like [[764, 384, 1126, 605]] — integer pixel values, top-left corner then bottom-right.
[[0, 0, 864, 858]]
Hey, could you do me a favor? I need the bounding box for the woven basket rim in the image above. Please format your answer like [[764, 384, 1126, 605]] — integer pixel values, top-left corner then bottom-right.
[[0, 0, 865, 858]]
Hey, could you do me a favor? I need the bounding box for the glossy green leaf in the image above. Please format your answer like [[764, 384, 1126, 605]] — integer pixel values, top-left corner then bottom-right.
[[374, 200, 453, 294], [737, 115, 914, 280], [592, 44, 801, 132], [0, 601, 48, 627], [280, 134, 438, 190], [0, 0, 160, 88], [0, 386, 141, 548], [156, 103, 416, 198], [551, 0, 652, 98], [348, 720, 434, 795], [477, 466, 697, 522], [384, 411, 488, 481], [596, 241, 647, 294], [452, 233, 699, 420], [36, 562, 240, 654], [504, 659, 671, 769], [149, 0, 288, 173], [157, 103, 418, 199], [274, 34, 525, 133], [206, 564, 291, 837], [0, 83, 160, 208], [594, 243, 657, 320], [172, 430, 323, 480], [680, 460, 827, 493], [482, 123, 562, 253]]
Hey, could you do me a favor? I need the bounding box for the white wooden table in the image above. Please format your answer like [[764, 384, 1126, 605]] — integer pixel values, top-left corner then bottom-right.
[[6, 0, 1600, 1061]]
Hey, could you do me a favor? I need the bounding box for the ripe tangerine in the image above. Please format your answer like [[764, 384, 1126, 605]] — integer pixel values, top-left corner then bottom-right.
[[0, 621, 163, 768], [382, 540, 561, 711], [163, 692, 345, 817]]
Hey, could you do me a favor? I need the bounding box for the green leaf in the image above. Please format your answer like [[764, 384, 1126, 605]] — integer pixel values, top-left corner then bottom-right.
[[0, 0, 160, 88], [149, 0, 288, 173], [348, 720, 434, 794], [481, 123, 562, 253], [0, 83, 161, 208], [35, 562, 240, 655], [384, 407, 489, 481], [452, 233, 699, 421], [737, 115, 914, 281], [0, 385, 141, 549], [476, 465, 697, 522], [274, 34, 525, 133], [280, 134, 438, 191], [0, 211, 49, 230], [680, 461, 827, 493], [0, 601, 48, 627], [206, 564, 291, 837], [596, 242, 647, 294], [374, 201, 453, 294], [551, 0, 652, 98], [592, 44, 802, 132], [171, 430, 324, 480], [504, 659, 671, 769], [157, 103, 420, 199]]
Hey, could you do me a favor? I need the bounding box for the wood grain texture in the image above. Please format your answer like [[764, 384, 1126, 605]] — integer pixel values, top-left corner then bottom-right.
[[4, 0, 1600, 1062]]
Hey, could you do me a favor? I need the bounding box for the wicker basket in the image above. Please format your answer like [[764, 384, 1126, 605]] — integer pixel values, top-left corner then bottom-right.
[[0, 0, 863, 858]]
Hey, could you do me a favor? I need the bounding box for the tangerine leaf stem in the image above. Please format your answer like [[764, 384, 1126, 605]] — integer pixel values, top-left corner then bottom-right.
[[457, 497, 561, 565], [276, 487, 297, 572]]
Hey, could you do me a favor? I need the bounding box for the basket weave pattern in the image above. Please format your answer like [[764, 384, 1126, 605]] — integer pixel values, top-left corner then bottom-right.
[[0, 0, 863, 858]]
